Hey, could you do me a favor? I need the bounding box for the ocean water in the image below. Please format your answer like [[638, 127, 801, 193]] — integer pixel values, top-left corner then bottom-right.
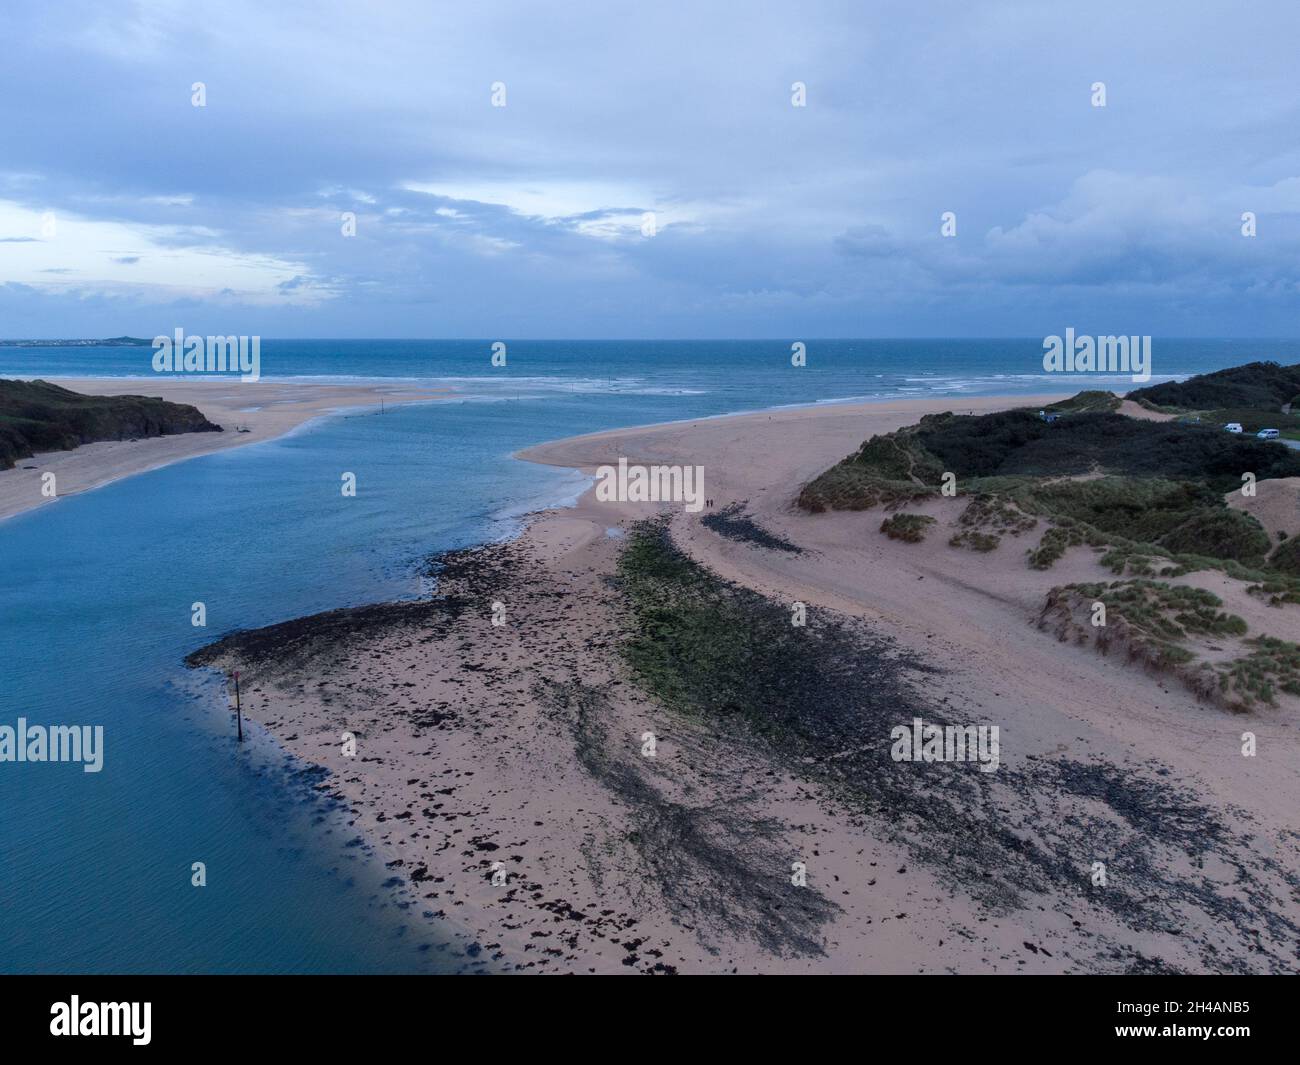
[[10, 337, 1300, 409], [1, 338, 1294, 973]]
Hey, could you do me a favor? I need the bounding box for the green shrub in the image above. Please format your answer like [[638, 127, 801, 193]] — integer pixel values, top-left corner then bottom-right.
[[1014, 478, 1219, 543], [950, 530, 1000, 552], [1217, 637, 1300, 708], [911, 410, 1300, 490], [1269, 534, 1300, 576], [1158, 508, 1271, 565], [1128, 361, 1300, 411], [1028, 522, 1105, 569], [1045, 390, 1121, 413], [1061, 579, 1248, 642], [880, 513, 936, 543], [797, 466, 934, 512]]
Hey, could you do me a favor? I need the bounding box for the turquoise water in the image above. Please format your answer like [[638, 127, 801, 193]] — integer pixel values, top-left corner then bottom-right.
[[2, 339, 1296, 973]]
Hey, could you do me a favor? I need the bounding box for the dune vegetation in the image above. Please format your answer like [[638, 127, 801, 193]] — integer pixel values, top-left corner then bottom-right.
[[0, 378, 221, 470], [798, 366, 1300, 710], [797, 389, 1300, 580]]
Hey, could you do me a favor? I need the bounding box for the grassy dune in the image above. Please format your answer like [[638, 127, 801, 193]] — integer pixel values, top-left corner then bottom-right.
[[0, 378, 221, 470], [797, 366, 1300, 711]]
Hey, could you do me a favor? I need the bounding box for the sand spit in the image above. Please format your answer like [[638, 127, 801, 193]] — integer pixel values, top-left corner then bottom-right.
[[188, 395, 1300, 973], [0, 377, 450, 523]]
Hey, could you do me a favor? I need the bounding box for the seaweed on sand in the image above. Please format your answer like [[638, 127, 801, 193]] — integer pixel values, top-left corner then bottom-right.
[[186, 541, 525, 678], [701, 501, 804, 553], [613, 520, 1300, 971], [534, 678, 840, 958]]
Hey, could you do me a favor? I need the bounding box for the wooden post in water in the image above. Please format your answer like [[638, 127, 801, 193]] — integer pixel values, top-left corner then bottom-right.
[[233, 670, 243, 742]]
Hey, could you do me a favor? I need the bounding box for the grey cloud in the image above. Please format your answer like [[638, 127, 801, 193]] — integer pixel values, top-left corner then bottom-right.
[[0, 1, 1298, 336]]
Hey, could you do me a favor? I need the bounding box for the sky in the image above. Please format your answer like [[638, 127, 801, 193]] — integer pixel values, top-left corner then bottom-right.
[[1, 0, 1298, 339]]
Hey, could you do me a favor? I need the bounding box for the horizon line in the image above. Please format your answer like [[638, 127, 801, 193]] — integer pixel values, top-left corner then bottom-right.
[[4, 335, 1300, 344]]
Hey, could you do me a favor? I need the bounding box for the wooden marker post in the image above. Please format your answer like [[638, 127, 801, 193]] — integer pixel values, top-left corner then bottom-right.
[[233, 670, 243, 742]]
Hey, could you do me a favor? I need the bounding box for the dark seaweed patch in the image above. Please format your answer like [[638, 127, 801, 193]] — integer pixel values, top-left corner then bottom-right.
[[535, 678, 839, 958], [701, 502, 804, 554]]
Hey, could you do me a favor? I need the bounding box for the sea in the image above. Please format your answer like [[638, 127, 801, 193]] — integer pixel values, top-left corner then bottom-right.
[[1, 338, 1295, 973]]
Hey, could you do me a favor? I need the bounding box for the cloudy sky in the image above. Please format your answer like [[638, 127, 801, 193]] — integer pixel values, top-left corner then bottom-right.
[[1, 1, 1298, 338]]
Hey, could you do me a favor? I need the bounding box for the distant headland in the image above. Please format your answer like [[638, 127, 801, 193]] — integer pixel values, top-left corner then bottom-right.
[[0, 337, 154, 348]]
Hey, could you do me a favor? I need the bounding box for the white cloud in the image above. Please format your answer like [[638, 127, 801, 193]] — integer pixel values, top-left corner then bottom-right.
[[403, 180, 701, 241], [0, 199, 332, 304], [404, 179, 648, 218]]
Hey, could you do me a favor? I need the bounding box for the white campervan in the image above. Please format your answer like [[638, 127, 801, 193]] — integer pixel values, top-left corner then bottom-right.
[[1225, 423, 1243, 433]]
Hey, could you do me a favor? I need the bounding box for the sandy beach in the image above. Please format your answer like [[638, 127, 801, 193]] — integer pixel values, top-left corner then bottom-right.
[[0, 377, 450, 524], [181, 392, 1300, 974]]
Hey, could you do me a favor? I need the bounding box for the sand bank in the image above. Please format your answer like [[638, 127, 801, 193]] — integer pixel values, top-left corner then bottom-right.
[[0, 377, 449, 523]]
